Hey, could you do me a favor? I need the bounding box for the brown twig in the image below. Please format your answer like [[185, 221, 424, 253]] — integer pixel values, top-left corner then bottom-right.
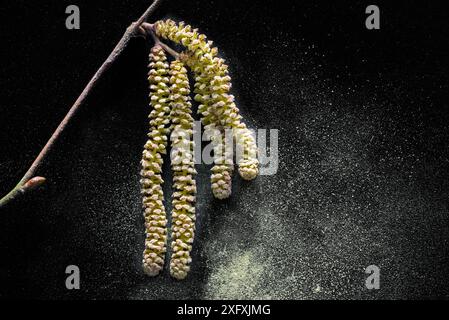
[[141, 22, 180, 59], [0, 0, 163, 208]]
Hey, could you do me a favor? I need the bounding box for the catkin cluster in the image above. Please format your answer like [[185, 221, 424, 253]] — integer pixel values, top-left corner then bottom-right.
[[141, 45, 171, 276], [140, 20, 259, 280], [168, 60, 196, 279], [154, 20, 259, 195]]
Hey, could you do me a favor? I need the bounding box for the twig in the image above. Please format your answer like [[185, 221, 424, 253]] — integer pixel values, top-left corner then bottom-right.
[[0, 0, 163, 208], [141, 22, 180, 59]]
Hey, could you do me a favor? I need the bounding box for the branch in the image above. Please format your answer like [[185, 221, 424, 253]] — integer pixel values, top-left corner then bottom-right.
[[141, 22, 180, 59], [0, 0, 163, 208]]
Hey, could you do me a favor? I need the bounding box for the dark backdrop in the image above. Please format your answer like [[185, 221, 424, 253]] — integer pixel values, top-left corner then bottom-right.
[[0, 0, 448, 299]]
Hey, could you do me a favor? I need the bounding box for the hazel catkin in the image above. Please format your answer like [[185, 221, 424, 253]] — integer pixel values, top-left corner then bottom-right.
[[141, 45, 171, 276], [168, 60, 197, 279]]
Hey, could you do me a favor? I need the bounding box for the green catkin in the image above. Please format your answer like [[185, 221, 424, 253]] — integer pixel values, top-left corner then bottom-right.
[[183, 49, 234, 199], [141, 45, 171, 276], [168, 60, 197, 279], [155, 20, 259, 188], [188, 53, 233, 199]]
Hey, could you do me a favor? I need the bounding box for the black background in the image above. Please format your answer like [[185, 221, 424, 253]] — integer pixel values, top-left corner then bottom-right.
[[0, 0, 448, 299]]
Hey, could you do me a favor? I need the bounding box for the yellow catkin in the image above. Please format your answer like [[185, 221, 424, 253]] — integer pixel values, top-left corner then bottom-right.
[[188, 54, 233, 199], [168, 60, 197, 279], [141, 45, 171, 276], [155, 20, 259, 187]]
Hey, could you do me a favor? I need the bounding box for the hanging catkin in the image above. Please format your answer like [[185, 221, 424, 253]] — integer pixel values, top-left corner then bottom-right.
[[141, 45, 171, 276], [168, 60, 197, 279], [188, 54, 233, 199]]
